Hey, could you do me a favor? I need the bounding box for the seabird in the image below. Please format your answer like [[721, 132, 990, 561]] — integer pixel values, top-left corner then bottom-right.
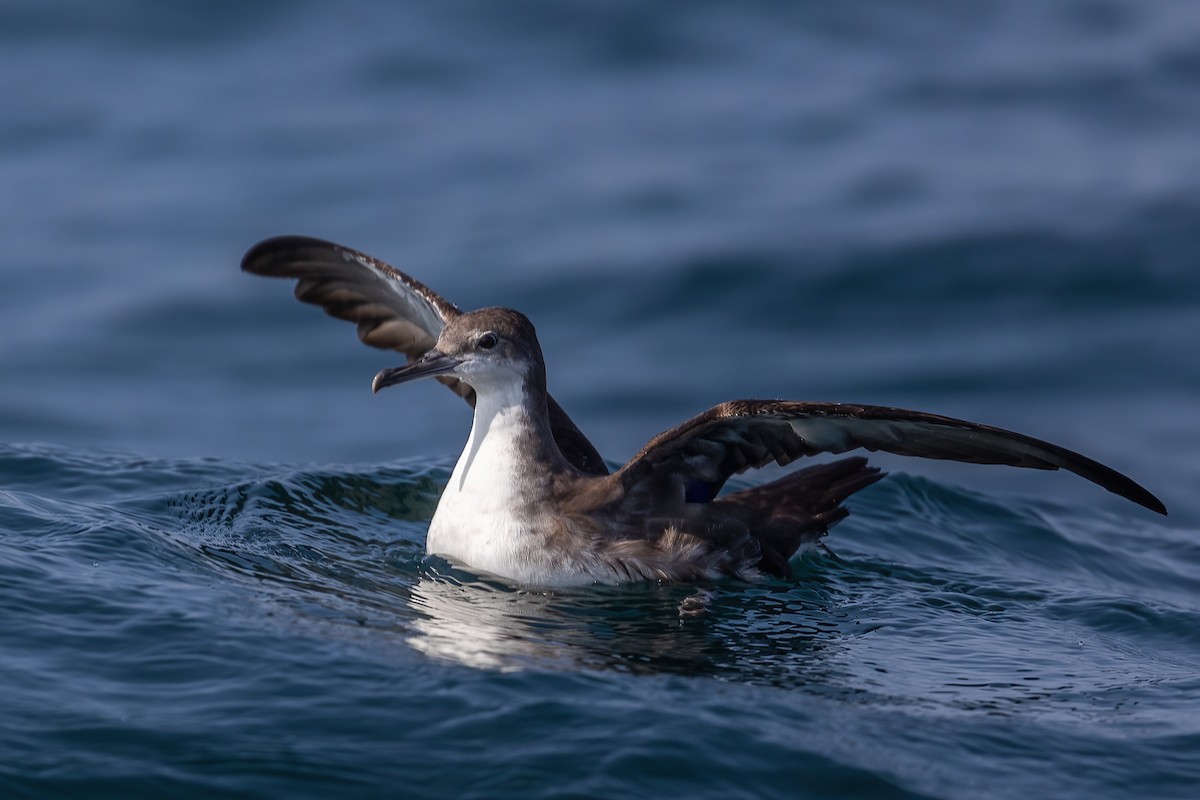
[[242, 236, 1167, 586]]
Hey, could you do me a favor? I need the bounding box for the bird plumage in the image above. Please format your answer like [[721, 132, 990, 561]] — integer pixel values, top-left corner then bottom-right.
[[242, 236, 1167, 586]]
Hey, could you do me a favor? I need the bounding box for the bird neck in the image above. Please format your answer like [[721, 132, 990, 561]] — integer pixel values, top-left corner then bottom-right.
[[450, 374, 566, 494]]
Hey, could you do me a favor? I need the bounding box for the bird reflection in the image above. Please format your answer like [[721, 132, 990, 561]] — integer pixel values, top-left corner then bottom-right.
[[404, 559, 853, 686]]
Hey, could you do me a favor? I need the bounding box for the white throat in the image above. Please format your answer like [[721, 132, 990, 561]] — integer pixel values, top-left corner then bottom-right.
[[449, 381, 531, 493], [425, 379, 554, 581]]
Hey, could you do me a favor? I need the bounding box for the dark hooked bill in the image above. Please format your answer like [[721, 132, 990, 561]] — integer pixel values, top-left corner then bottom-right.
[[371, 351, 462, 393]]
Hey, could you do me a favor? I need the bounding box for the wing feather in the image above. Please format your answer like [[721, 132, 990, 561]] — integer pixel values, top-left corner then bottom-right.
[[242, 236, 608, 475], [614, 400, 1166, 514], [245, 235, 458, 355]]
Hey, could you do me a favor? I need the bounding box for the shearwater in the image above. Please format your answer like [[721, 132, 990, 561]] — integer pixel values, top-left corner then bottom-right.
[[243, 236, 1166, 586]]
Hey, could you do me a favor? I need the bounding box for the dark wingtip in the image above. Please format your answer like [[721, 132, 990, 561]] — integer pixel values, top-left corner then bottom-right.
[[1135, 489, 1168, 516], [1092, 465, 1166, 515], [240, 235, 342, 276], [1103, 473, 1167, 515]]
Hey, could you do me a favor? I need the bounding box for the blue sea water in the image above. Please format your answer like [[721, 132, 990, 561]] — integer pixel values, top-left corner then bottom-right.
[[2, 1, 1199, 797]]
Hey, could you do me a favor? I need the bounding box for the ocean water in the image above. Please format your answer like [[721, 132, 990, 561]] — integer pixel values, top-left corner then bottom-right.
[[2, 1, 1199, 797]]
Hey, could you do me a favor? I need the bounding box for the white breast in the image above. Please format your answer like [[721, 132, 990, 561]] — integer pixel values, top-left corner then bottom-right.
[[425, 387, 584, 585]]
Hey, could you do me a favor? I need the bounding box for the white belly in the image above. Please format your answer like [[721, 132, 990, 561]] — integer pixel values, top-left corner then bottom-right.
[[424, 398, 591, 586]]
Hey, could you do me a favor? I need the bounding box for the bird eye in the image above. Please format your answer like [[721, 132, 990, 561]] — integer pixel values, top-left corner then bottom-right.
[[478, 332, 498, 350]]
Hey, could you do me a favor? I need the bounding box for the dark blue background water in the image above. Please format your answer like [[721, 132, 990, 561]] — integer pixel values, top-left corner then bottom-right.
[[2, 2, 1198, 797]]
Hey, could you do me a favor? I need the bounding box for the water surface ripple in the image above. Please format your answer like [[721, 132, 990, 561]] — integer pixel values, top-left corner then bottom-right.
[[2, 1, 1198, 797]]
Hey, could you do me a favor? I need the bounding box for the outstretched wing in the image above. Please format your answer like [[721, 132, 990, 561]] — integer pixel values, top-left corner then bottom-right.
[[242, 236, 608, 475], [612, 400, 1166, 514], [242, 233, 461, 369]]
